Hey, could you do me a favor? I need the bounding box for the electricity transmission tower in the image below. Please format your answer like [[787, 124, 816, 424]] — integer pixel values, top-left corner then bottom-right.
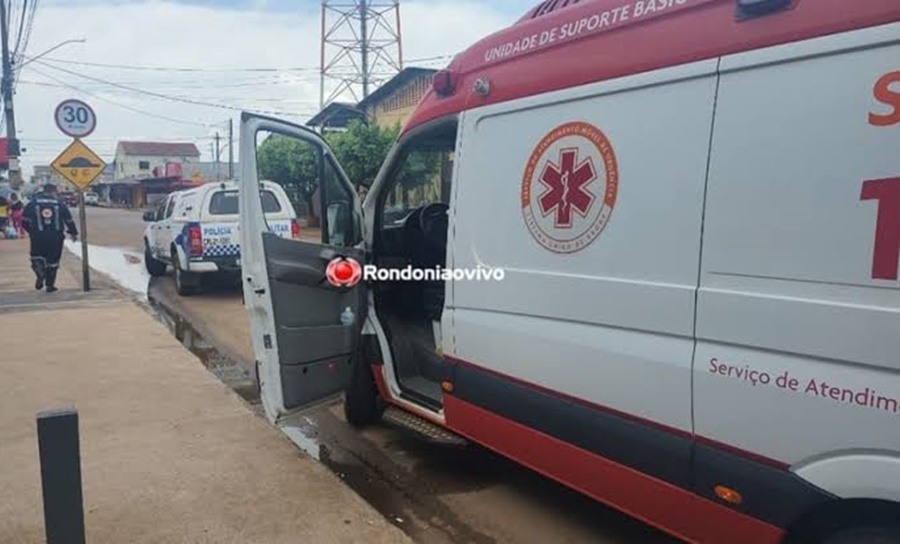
[[320, 1, 403, 109]]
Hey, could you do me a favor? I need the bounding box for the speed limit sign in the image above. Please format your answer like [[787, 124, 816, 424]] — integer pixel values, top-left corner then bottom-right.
[[55, 99, 97, 138]]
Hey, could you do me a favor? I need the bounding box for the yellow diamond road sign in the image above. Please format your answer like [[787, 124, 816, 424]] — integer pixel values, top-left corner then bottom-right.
[[51, 139, 107, 191]]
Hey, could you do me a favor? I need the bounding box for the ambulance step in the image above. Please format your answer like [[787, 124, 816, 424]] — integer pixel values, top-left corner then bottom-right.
[[382, 406, 467, 447]]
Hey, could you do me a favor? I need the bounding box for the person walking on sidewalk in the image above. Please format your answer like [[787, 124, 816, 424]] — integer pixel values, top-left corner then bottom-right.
[[0, 196, 9, 237], [22, 184, 78, 293], [9, 193, 25, 237]]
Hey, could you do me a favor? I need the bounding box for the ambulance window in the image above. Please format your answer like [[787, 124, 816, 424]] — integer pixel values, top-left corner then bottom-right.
[[255, 129, 356, 248], [382, 122, 456, 224], [321, 160, 354, 247]]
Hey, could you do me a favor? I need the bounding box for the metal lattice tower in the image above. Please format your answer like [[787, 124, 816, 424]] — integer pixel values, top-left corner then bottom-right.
[[320, 0, 403, 109]]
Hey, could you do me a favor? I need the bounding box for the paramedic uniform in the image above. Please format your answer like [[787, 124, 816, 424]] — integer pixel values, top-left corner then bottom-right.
[[22, 192, 78, 292]]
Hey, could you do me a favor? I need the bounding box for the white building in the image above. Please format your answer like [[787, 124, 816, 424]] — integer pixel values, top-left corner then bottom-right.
[[114, 141, 200, 182]]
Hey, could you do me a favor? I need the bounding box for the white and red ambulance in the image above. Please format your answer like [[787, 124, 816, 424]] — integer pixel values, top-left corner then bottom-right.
[[238, 1, 900, 542]]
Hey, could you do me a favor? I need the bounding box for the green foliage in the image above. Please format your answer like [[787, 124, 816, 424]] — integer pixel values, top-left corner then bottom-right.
[[396, 148, 441, 190], [256, 120, 448, 220], [326, 121, 399, 188], [256, 120, 399, 218], [256, 133, 320, 214]]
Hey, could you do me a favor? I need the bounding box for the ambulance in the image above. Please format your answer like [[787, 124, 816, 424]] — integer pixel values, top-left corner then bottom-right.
[[238, 1, 900, 542]]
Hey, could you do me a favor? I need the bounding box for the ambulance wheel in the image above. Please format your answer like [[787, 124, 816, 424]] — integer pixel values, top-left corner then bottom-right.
[[144, 245, 167, 277], [796, 502, 900, 544], [821, 526, 900, 544], [344, 348, 382, 427], [174, 256, 198, 297]]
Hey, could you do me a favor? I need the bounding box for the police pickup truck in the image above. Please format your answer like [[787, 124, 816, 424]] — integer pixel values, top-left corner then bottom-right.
[[143, 180, 299, 296]]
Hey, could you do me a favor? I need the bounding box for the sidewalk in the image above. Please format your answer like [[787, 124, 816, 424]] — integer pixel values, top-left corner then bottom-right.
[[0, 239, 409, 543]]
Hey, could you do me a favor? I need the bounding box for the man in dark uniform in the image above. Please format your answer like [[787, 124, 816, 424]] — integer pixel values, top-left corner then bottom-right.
[[22, 184, 78, 293]]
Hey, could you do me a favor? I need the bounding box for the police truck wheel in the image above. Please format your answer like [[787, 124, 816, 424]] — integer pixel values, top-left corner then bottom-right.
[[174, 258, 198, 297], [144, 246, 167, 277]]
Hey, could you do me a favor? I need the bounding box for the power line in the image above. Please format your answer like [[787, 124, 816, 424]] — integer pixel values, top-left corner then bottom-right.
[[32, 59, 317, 118], [20, 71, 323, 89], [11, 0, 25, 59], [34, 53, 454, 73], [27, 66, 224, 128], [20, 78, 320, 107], [11, 0, 37, 93], [13, 0, 35, 67]]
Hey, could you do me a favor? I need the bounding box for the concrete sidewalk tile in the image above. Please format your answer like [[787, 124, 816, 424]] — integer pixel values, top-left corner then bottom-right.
[[0, 294, 409, 542]]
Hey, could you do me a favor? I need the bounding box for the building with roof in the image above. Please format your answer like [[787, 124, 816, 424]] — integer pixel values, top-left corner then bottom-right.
[[357, 67, 437, 129], [183, 161, 240, 184], [97, 141, 201, 208], [307, 67, 438, 132], [114, 141, 200, 182], [306, 102, 368, 133]]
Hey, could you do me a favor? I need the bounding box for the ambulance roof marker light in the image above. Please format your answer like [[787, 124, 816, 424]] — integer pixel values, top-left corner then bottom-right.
[[433, 70, 457, 97], [735, 0, 792, 20]]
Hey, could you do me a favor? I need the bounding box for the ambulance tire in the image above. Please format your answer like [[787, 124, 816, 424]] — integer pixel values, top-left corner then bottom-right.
[[144, 244, 167, 277], [821, 526, 900, 544], [344, 349, 382, 427], [173, 252, 198, 297]]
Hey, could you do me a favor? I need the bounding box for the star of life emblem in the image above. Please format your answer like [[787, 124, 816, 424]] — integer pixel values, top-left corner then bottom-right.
[[521, 122, 619, 254]]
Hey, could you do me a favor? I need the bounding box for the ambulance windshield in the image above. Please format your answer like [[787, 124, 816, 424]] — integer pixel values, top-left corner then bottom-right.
[[382, 121, 457, 225]]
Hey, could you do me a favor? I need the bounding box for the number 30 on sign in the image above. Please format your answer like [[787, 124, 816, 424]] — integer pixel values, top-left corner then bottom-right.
[[55, 99, 97, 139]]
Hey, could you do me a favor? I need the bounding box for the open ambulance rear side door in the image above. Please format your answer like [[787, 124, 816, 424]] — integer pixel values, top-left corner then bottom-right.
[[238, 113, 366, 425]]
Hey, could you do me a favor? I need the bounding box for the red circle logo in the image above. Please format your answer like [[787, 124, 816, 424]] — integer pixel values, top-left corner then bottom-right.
[[521, 121, 619, 254], [326, 257, 362, 288]]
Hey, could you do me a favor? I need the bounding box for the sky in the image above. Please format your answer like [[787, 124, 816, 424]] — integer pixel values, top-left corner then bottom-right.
[[11, 0, 536, 177]]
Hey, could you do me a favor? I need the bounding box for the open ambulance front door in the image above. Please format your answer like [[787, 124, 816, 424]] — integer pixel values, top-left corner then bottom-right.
[[238, 112, 366, 425]]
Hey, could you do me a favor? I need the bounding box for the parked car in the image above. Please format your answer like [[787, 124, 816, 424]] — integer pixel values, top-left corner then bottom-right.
[[142, 181, 299, 296], [237, 3, 900, 544], [84, 192, 99, 206]]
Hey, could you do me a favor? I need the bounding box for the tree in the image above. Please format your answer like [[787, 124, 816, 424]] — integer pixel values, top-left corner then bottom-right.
[[257, 134, 321, 226], [327, 121, 398, 189], [256, 121, 400, 227]]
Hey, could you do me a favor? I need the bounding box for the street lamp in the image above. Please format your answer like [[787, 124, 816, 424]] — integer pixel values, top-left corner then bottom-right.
[[18, 38, 87, 69]]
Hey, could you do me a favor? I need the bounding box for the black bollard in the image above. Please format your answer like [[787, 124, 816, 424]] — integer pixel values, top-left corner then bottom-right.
[[36, 407, 86, 544]]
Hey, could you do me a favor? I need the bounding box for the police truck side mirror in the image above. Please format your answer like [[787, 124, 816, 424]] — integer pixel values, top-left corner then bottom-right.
[[142, 211, 157, 222]]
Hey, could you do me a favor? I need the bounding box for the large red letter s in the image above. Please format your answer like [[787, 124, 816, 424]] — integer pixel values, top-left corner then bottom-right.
[[869, 71, 900, 127], [861, 178, 900, 280]]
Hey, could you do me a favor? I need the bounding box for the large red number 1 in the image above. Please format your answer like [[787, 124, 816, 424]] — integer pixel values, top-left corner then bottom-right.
[[861, 178, 900, 280]]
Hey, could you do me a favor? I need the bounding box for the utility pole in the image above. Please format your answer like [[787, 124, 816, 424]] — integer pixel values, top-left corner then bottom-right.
[[228, 119, 234, 180], [0, 0, 20, 187], [214, 132, 221, 182]]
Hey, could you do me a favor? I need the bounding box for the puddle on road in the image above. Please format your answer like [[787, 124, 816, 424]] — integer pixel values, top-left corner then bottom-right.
[[280, 417, 323, 461], [149, 299, 259, 403], [146, 295, 496, 544]]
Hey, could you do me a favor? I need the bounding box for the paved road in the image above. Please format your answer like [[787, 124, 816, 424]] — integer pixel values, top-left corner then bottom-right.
[[79, 205, 148, 250], [87, 206, 681, 544]]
